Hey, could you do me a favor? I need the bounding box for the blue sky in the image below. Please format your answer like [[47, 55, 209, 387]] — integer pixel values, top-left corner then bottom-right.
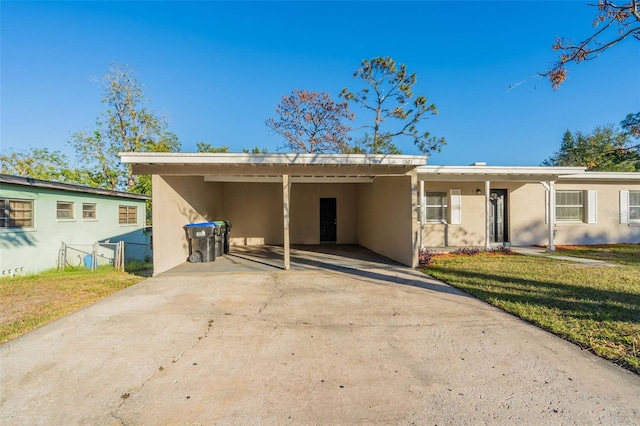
[[1, 1, 638, 166]]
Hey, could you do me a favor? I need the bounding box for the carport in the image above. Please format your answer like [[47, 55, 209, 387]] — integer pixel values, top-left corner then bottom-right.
[[119, 153, 427, 275]]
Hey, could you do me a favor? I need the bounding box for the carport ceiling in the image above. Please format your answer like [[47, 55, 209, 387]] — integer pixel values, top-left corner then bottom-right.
[[120, 152, 428, 179]]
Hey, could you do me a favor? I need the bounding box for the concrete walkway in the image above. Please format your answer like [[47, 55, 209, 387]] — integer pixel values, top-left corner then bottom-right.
[[511, 246, 618, 266], [1, 252, 639, 424]]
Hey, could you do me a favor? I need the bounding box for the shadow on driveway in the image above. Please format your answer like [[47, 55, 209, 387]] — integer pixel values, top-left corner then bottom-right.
[[170, 244, 468, 297]]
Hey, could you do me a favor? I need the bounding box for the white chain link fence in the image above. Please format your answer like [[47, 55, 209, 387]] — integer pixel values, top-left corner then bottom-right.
[[57, 241, 125, 271]]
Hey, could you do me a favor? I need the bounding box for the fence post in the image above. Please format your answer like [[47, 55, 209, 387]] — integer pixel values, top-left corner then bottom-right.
[[58, 242, 64, 271], [92, 242, 97, 271], [120, 241, 125, 272]]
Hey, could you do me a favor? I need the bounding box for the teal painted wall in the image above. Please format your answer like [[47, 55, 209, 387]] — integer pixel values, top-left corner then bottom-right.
[[1, 183, 150, 275]]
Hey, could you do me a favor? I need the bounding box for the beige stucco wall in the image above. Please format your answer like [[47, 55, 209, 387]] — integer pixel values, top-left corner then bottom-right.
[[421, 180, 640, 248], [552, 182, 640, 245], [358, 175, 417, 267], [289, 184, 358, 245], [422, 182, 487, 247], [508, 182, 547, 246], [152, 175, 223, 274], [153, 178, 375, 273], [222, 182, 284, 246], [152, 173, 640, 274]]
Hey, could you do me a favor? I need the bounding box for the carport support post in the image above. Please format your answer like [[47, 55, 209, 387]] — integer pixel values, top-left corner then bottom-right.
[[283, 174, 291, 270], [548, 180, 556, 251], [485, 180, 491, 250], [419, 180, 425, 249]]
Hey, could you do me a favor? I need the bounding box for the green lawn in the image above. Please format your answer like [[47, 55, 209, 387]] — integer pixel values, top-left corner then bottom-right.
[[551, 243, 640, 266], [0, 268, 144, 343], [422, 248, 640, 374]]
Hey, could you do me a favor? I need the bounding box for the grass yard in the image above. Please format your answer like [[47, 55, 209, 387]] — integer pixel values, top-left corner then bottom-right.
[[422, 246, 640, 374], [551, 244, 640, 266], [0, 268, 144, 343]]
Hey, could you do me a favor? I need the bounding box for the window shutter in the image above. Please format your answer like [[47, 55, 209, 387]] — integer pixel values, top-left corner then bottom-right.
[[587, 190, 597, 224], [450, 189, 462, 225], [620, 190, 629, 224]]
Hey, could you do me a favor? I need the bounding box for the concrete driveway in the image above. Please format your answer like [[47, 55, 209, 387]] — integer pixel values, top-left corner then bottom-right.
[[2, 247, 639, 425]]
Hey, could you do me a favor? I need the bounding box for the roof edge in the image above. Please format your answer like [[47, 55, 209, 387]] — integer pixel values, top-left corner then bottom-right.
[[417, 165, 587, 175], [559, 171, 640, 181], [0, 174, 151, 200], [119, 152, 428, 166]]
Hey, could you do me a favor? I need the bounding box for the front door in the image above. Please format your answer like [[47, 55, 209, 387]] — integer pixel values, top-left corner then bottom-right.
[[489, 189, 508, 243], [319, 198, 337, 243]]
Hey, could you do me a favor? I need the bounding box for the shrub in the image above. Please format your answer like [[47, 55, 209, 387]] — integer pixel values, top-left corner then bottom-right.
[[491, 245, 512, 254], [418, 248, 436, 266], [454, 247, 482, 256], [454, 246, 512, 256]]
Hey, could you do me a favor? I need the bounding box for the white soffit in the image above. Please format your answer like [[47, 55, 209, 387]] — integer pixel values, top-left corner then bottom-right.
[[203, 175, 375, 183], [417, 165, 587, 182]]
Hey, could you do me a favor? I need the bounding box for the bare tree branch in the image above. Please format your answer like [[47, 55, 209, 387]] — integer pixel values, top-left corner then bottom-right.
[[541, 1, 639, 89]]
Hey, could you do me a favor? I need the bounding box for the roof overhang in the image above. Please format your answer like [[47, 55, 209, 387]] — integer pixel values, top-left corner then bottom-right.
[[119, 152, 428, 179], [558, 171, 640, 182], [417, 165, 587, 182], [0, 174, 150, 200]]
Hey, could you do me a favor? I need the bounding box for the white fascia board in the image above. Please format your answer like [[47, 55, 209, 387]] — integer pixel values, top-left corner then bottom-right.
[[119, 152, 428, 166], [417, 165, 586, 181], [559, 172, 640, 181]]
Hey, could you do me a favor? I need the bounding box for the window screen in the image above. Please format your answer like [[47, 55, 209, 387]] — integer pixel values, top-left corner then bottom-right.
[[556, 191, 584, 222]]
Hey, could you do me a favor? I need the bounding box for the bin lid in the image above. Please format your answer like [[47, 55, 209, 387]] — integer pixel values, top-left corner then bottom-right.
[[213, 221, 226, 226], [184, 222, 217, 227]]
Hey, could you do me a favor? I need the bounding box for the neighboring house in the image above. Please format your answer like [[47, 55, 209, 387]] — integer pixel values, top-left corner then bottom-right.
[[0, 174, 151, 275], [119, 153, 640, 275]]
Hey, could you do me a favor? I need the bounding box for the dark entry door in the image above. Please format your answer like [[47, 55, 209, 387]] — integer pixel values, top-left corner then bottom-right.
[[320, 198, 337, 242], [489, 189, 508, 243]]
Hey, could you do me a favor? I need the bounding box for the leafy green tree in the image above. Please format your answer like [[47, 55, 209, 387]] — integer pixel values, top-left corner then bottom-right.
[[196, 142, 230, 153], [340, 57, 444, 154], [621, 112, 640, 138], [242, 147, 268, 153], [542, 125, 639, 171], [541, 1, 639, 89], [69, 63, 180, 192], [266, 89, 353, 153], [196, 142, 268, 154], [0, 148, 96, 184], [345, 133, 401, 155]]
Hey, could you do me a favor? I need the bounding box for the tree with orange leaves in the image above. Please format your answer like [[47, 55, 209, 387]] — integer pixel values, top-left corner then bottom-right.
[[266, 90, 354, 153], [541, 1, 639, 89]]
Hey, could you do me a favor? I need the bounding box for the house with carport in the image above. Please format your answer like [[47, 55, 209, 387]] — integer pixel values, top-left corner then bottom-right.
[[119, 153, 640, 275]]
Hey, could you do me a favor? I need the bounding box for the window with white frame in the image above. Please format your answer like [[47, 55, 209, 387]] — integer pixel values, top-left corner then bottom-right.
[[0, 198, 34, 228], [119, 205, 137, 224], [556, 191, 584, 222], [426, 192, 448, 222], [82, 203, 97, 220], [630, 191, 640, 222], [56, 201, 75, 219]]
